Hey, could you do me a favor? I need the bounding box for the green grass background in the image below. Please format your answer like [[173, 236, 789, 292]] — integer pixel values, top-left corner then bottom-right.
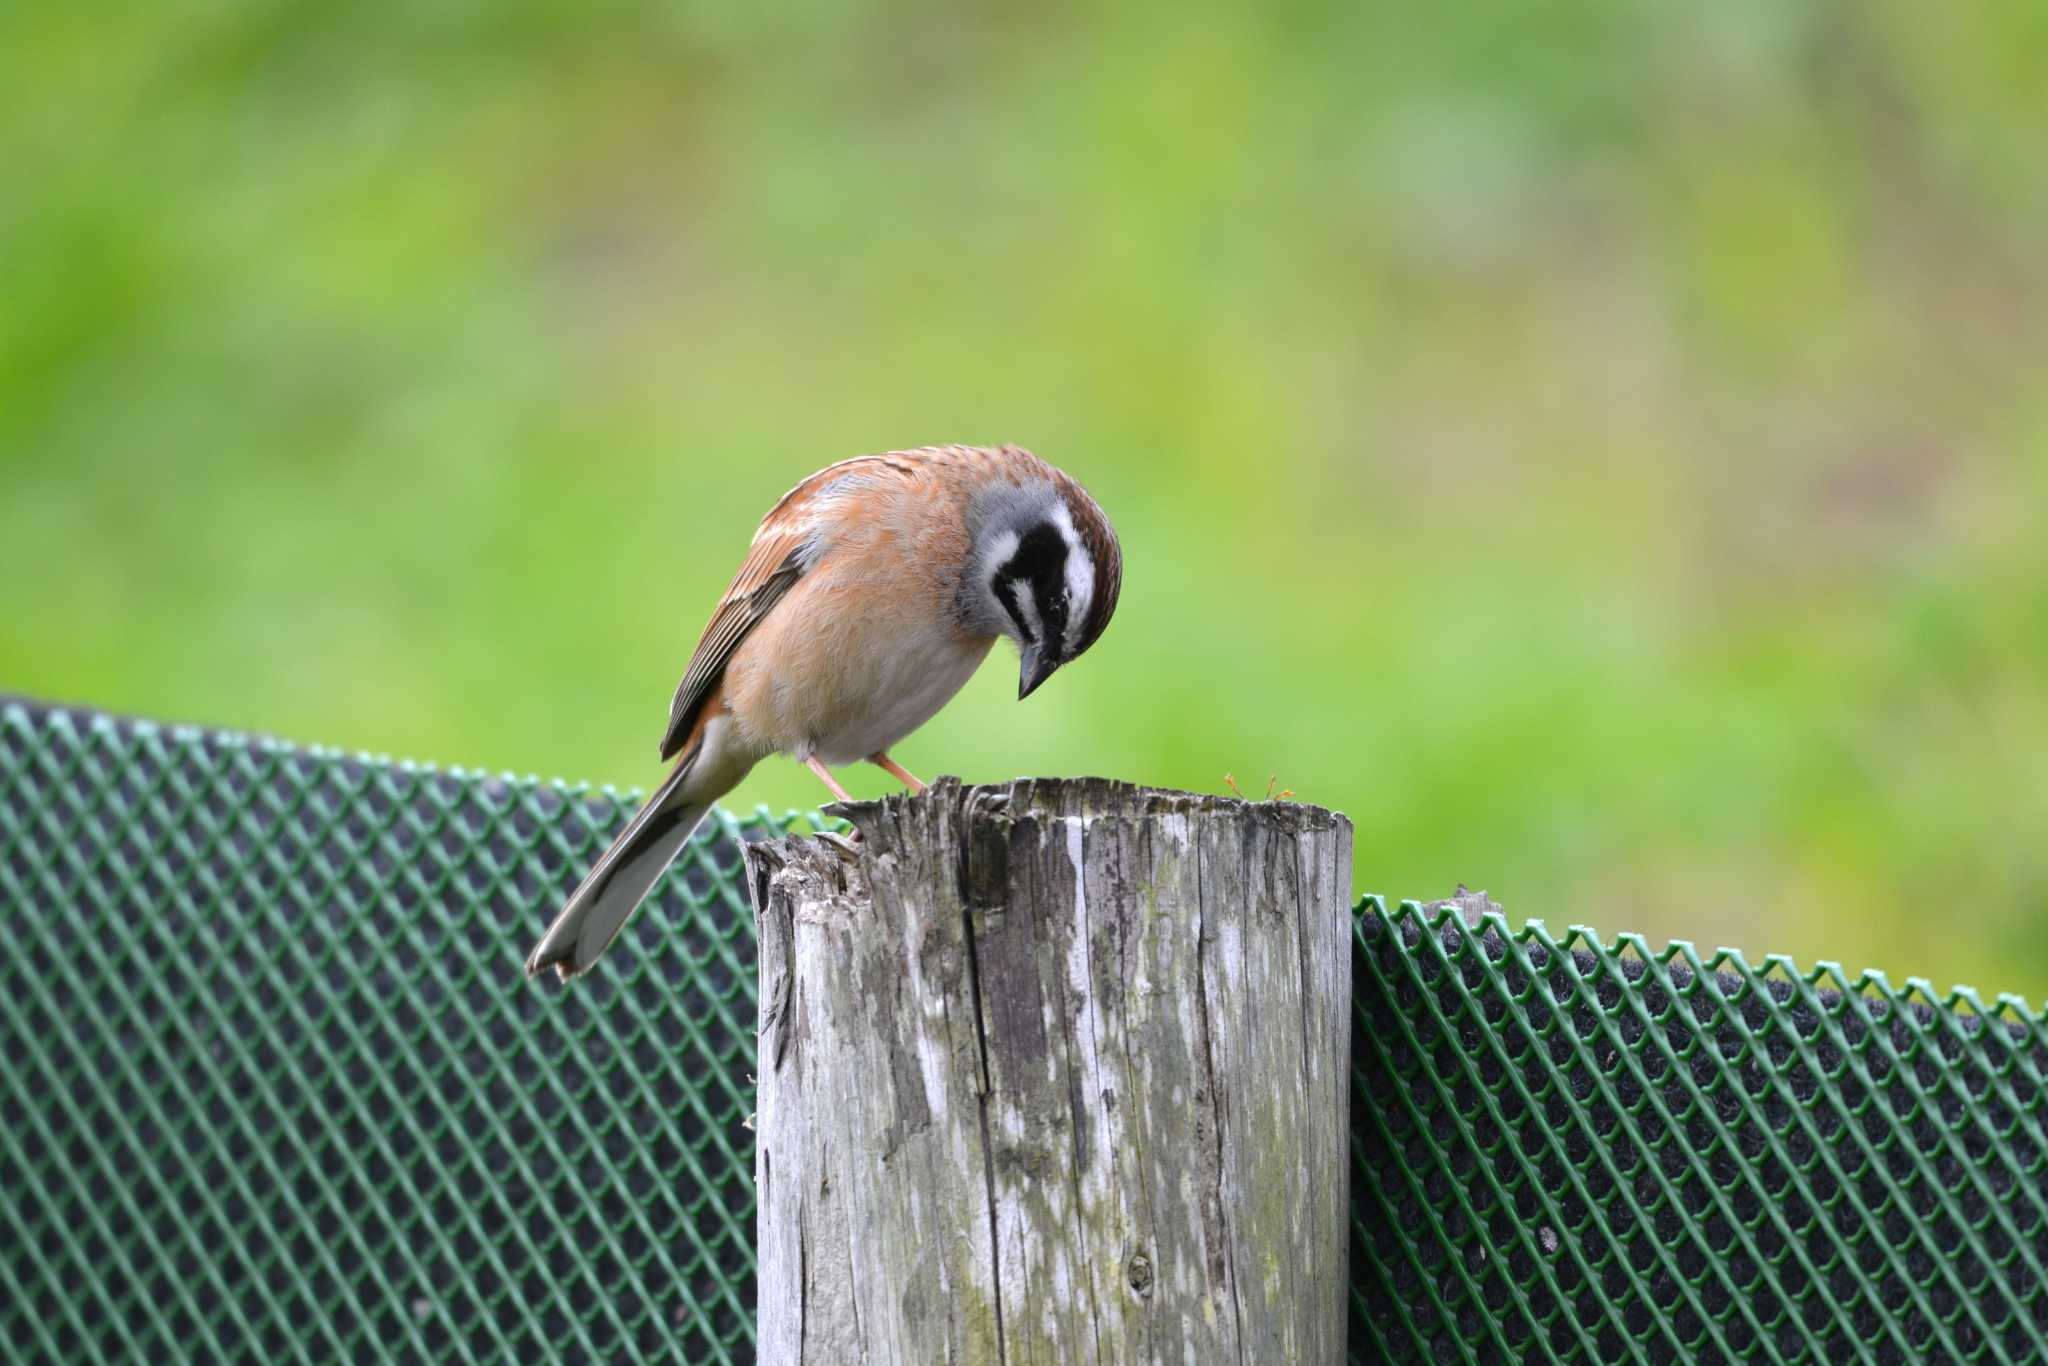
[[4, 2, 2044, 997]]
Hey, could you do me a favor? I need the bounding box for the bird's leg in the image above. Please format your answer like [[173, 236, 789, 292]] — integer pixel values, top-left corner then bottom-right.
[[804, 754, 854, 803], [869, 751, 927, 794], [805, 755, 865, 852]]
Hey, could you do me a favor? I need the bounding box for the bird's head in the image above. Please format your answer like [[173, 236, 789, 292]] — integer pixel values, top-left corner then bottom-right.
[[963, 471, 1122, 700]]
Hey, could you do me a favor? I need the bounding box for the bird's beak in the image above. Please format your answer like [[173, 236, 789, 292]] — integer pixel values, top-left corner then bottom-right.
[[1018, 644, 1059, 700]]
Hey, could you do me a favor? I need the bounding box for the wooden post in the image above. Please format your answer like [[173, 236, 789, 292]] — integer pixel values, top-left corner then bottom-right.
[[746, 777, 1353, 1364]]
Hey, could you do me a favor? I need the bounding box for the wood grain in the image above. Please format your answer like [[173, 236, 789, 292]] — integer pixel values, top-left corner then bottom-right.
[[749, 778, 1353, 1364]]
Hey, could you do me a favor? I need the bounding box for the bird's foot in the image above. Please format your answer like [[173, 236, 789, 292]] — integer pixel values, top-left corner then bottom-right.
[[817, 830, 862, 859]]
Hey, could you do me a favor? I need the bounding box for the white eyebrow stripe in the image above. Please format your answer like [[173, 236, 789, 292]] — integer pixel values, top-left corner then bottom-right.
[[1048, 503, 1095, 651]]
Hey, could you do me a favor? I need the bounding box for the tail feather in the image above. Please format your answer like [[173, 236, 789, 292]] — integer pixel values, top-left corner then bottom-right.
[[526, 766, 712, 980]]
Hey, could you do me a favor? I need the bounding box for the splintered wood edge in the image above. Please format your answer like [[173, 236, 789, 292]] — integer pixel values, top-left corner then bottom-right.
[[818, 776, 1352, 840]]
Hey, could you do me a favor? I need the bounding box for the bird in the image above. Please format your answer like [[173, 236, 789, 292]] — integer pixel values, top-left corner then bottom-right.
[[524, 443, 1123, 980]]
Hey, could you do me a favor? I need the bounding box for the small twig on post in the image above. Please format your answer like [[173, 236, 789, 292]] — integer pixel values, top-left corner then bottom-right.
[[747, 777, 1353, 1364]]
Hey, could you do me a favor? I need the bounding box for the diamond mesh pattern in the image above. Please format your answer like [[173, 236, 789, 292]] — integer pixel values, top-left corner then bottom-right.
[[0, 699, 826, 1363], [5, 699, 2044, 1363], [1350, 905, 2048, 1364]]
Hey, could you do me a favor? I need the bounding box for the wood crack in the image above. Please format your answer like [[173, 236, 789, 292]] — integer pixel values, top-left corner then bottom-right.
[[961, 902, 1010, 1366], [1293, 835, 1315, 1102], [1192, 832, 1247, 1361], [1050, 824, 1106, 1361], [797, 1199, 809, 1364]]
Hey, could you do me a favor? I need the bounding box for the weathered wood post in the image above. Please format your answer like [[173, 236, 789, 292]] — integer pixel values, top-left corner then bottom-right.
[[746, 777, 1353, 1363]]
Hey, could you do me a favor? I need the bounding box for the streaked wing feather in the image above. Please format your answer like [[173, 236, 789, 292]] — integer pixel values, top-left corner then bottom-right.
[[659, 531, 805, 760]]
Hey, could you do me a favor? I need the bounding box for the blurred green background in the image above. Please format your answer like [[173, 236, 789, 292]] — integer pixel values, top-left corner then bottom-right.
[[4, 3, 2044, 996]]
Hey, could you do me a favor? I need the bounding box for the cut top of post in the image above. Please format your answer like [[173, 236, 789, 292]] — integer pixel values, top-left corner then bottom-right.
[[825, 774, 1351, 838]]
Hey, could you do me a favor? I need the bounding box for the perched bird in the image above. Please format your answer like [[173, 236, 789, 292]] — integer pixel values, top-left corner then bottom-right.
[[525, 443, 1123, 980]]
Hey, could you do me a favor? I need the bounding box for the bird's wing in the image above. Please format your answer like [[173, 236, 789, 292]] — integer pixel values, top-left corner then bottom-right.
[[658, 454, 927, 761]]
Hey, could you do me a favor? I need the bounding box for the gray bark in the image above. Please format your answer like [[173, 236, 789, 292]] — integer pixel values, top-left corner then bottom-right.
[[748, 777, 1353, 1365]]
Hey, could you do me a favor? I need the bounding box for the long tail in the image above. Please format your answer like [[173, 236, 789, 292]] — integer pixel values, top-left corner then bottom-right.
[[525, 764, 713, 981]]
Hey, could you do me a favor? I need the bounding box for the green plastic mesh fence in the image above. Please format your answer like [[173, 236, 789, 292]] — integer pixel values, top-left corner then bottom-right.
[[1350, 911, 2048, 1364], [0, 699, 815, 1363], [4, 699, 2045, 1363]]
